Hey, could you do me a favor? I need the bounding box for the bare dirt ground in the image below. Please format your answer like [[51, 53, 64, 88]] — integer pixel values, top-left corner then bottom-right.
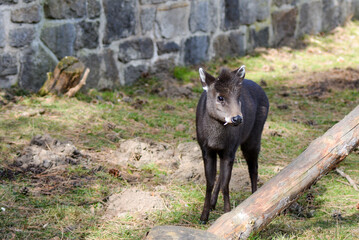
[[104, 188, 166, 219], [293, 67, 359, 98], [14, 134, 89, 173], [8, 135, 251, 218]]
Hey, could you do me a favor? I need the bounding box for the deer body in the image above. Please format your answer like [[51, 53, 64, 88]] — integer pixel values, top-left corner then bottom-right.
[[196, 66, 269, 223]]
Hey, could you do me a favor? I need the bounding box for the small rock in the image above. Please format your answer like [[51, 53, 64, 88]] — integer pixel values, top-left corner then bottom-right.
[[163, 104, 175, 111], [20, 109, 46, 117], [43, 159, 52, 168], [90, 205, 95, 215], [259, 79, 267, 87], [331, 210, 343, 220], [270, 131, 282, 137], [306, 193, 315, 205], [103, 122, 117, 131], [280, 92, 290, 97], [20, 187, 29, 196], [277, 104, 289, 110], [106, 133, 120, 142], [134, 89, 145, 96], [337, 57, 345, 63], [175, 124, 186, 132], [304, 120, 317, 126], [263, 65, 275, 72], [122, 96, 132, 103], [307, 209, 315, 218], [131, 98, 148, 110], [291, 63, 298, 70], [288, 202, 304, 217]]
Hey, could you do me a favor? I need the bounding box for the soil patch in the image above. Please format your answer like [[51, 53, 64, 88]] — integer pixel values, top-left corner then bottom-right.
[[99, 139, 251, 191], [170, 142, 203, 182], [28, 170, 96, 196], [104, 188, 166, 218], [108, 165, 161, 185], [8, 135, 98, 195], [292, 67, 359, 98], [99, 139, 177, 170], [10, 136, 252, 216], [14, 134, 89, 174]]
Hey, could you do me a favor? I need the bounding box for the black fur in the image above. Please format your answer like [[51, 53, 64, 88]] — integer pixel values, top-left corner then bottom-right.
[[196, 68, 269, 223]]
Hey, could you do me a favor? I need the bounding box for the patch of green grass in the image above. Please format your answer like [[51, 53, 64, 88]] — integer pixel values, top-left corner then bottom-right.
[[141, 163, 167, 177], [173, 66, 198, 83]]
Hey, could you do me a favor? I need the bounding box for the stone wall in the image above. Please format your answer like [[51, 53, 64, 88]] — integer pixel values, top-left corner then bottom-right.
[[1, 0, 359, 91]]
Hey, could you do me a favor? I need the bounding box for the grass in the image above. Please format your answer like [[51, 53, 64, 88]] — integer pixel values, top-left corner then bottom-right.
[[1, 21, 359, 239]]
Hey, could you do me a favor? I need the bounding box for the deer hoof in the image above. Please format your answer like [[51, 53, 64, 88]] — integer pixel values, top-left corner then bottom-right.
[[199, 220, 207, 225]]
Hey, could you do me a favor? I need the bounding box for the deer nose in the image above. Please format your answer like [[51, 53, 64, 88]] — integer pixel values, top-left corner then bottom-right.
[[232, 115, 243, 125]]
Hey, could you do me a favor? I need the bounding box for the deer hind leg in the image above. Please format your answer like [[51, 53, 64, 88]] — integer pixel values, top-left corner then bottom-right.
[[241, 145, 259, 193], [241, 129, 263, 193], [241, 106, 267, 193]]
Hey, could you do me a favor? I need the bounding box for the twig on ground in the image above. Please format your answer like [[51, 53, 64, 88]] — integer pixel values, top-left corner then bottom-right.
[[335, 168, 359, 191], [336, 179, 351, 187], [65, 68, 90, 98]]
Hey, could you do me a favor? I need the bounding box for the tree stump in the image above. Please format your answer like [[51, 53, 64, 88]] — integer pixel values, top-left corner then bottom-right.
[[38, 56, 88, 96], [146, 105, 359, 240]]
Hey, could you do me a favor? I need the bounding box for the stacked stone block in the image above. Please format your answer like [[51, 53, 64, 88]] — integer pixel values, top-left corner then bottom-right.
[[0, 0, 359, 90]]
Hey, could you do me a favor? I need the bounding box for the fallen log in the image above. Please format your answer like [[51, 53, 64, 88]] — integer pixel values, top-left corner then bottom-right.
[[146, 105, 359, 240]]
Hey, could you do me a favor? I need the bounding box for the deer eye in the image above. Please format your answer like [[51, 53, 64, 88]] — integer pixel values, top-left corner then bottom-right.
[[217, 96, 224, 102]]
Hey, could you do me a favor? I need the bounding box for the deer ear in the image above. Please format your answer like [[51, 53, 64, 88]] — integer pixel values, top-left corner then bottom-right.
[[235, 65, 245, 79], [199, 68, 215, 92]]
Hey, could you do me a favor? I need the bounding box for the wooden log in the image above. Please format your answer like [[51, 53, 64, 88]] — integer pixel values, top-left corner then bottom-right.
[[207, 105, 359, 239], [38, 56, 86, 96], [146, 105, 359, 239]]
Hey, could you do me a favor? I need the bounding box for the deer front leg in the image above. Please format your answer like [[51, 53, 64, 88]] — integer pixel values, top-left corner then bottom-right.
[[200, 149, 217, 224], [219, 155, 235, 213], [210, 177, 220, 210]]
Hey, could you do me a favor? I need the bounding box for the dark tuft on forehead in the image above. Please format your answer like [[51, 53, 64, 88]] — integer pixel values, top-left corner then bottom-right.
[[214, 68, 241, 93]]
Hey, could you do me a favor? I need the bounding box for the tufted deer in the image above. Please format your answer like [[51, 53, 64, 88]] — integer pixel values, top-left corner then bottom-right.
[[196, 66, 269, 223]]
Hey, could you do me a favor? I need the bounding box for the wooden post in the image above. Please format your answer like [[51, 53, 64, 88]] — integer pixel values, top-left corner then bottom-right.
[[146, 105, 359, 240]]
